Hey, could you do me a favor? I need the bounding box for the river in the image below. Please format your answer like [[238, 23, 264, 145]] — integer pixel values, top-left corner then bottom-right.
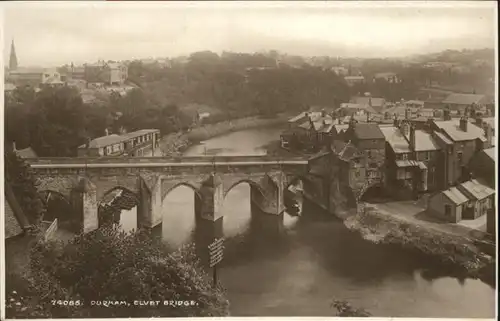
[[142, 128, 495, 317]]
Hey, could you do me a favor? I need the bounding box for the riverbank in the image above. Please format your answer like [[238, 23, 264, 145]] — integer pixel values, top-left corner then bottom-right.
[[159, 114, 290, 156], [344, 205, 496, 287]]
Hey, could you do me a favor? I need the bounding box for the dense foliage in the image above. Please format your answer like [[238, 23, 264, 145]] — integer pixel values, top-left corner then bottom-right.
[[6, 226, 229, 318], [4, 150, 44, 225], [331, 299, 371, 317]]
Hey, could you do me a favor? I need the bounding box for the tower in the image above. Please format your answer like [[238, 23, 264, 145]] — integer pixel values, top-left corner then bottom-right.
[[9, 39, 18, 70]]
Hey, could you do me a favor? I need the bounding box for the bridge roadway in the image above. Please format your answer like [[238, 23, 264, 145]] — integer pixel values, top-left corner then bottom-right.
[[27, 155, 309, 168]]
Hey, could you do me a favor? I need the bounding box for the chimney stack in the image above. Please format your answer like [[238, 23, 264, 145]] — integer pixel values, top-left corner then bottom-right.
[[459, 116, 468, 132], [321, 109, 326, 117], [409, 125, 416, 151], [401, 121, 409, 138], [393, 114, 399, 127], [443, 107, 451, 121], [405, 108, 410, 120], [348, 117, 357, 130], [366, 111, 370, 123]]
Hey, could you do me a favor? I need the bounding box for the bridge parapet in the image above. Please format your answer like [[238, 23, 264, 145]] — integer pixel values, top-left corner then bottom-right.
[[27, 155, 309, 165]]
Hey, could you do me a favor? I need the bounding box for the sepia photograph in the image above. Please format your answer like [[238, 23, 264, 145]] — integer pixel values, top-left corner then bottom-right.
[[1, 1, 497, 319]]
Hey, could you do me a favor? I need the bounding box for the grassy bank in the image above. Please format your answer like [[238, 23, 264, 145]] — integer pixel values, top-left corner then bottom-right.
[[159, 114, 291, 156], [344, 207, 496, 286]]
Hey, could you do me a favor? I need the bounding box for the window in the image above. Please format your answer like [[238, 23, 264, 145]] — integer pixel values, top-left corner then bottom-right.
[[402, 153, 409, 160], [457, 151, 463, 165], [444, 205, 451, 217]]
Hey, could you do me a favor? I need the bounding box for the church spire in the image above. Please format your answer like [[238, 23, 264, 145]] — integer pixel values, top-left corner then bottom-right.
[[9, 39, 18, 70]]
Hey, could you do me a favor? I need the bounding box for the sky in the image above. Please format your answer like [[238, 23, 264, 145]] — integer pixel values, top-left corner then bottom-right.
[[1, 1, 497, 67]]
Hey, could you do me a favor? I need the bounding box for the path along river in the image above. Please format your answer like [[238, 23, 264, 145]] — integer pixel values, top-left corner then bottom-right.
[[142, 128, 495, 317]]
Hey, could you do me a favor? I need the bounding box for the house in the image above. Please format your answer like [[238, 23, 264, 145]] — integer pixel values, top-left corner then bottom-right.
[[427, 187, 469, 223], [468, 147, 495, 188], [351, 96, 386, 113], [281, 110, 335, 152], [7, 67, 62, 88], [344, 75, 365, 86], [331, 66, 349, 76], [331, 140, 366, 203], [78, 129, 160, 157], [69, 65, 86, 80], [373, 72, 400, 83], [456, 179, 495, 220], [403, 100, 425, 109], [430, 118, 487, 188], [381, 121, 442, 198], [4, 82, 16, 92], [340, 120, 386, 188], [12, 142, 38, 159], [472, 116, 495, 148], [441, 93, 490, 113], [84, 61, 128, 86], [337, 103, 377, 118]]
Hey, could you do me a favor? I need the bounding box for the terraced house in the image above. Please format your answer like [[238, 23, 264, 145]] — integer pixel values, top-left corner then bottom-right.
[[281, 110, 335, 152], [332, 120, 386, 198], [429, 117, 488, 188], [381, 120, 442, 199]]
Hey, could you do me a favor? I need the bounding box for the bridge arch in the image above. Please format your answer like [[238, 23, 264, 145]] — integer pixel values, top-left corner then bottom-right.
[[98, 186, 140, 231], [38, 190, 73, 223], [358, 183, 386, 203], [222, 178, 267, 199], [162, 182, 202, 202]]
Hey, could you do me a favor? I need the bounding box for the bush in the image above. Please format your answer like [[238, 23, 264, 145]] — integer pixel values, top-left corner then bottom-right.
[[331, 299, 371, 317], [9, 226, 229, 318]]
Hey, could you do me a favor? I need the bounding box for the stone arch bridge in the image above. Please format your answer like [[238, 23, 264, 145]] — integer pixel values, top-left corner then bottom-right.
[[28, 154, 370, 244]]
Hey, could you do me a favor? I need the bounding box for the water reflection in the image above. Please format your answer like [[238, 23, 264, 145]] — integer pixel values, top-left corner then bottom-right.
[[162, 186, 196, 248]]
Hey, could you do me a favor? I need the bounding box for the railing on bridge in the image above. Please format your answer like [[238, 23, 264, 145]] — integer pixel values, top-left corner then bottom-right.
[[27, 155, 309, 165]]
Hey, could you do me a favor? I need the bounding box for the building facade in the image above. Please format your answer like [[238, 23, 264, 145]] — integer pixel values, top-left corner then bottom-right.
[[78, 129, 160, 157], [84, 62, 128, 86]]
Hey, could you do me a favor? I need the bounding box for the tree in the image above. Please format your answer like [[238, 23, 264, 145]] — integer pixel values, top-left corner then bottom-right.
[[4, 150, 45, 225], [7, 226, 229, 318], [28, 86, 87, 156], [331, 300, 371, 317]]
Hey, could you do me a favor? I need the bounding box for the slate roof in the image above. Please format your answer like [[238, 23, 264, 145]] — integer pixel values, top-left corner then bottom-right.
[[380, 126, 411, 153], [442, 187, 469, 205], [434, 119, 487, 142], [332, 140, 361, 161], [442, 93, 487, 105], [4, 183, 31, 239], [433, 131, 453, 145], [414, 130, 441, 152], [120, 129, 159, 140], [353, 123, 385, 140], [458, 179, 495, 201], [352, 96, 386, 108], [15, 147, 38, 158], [344, 76, 365, 80], [482, 147, 495, 161], [4, 83, 16, 91], [404, 100, 425, 106], [339, 103, 377, 114], [81, 134, 123, 149], [395, 160, 419, 167], [5, 200, 23, 239]]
